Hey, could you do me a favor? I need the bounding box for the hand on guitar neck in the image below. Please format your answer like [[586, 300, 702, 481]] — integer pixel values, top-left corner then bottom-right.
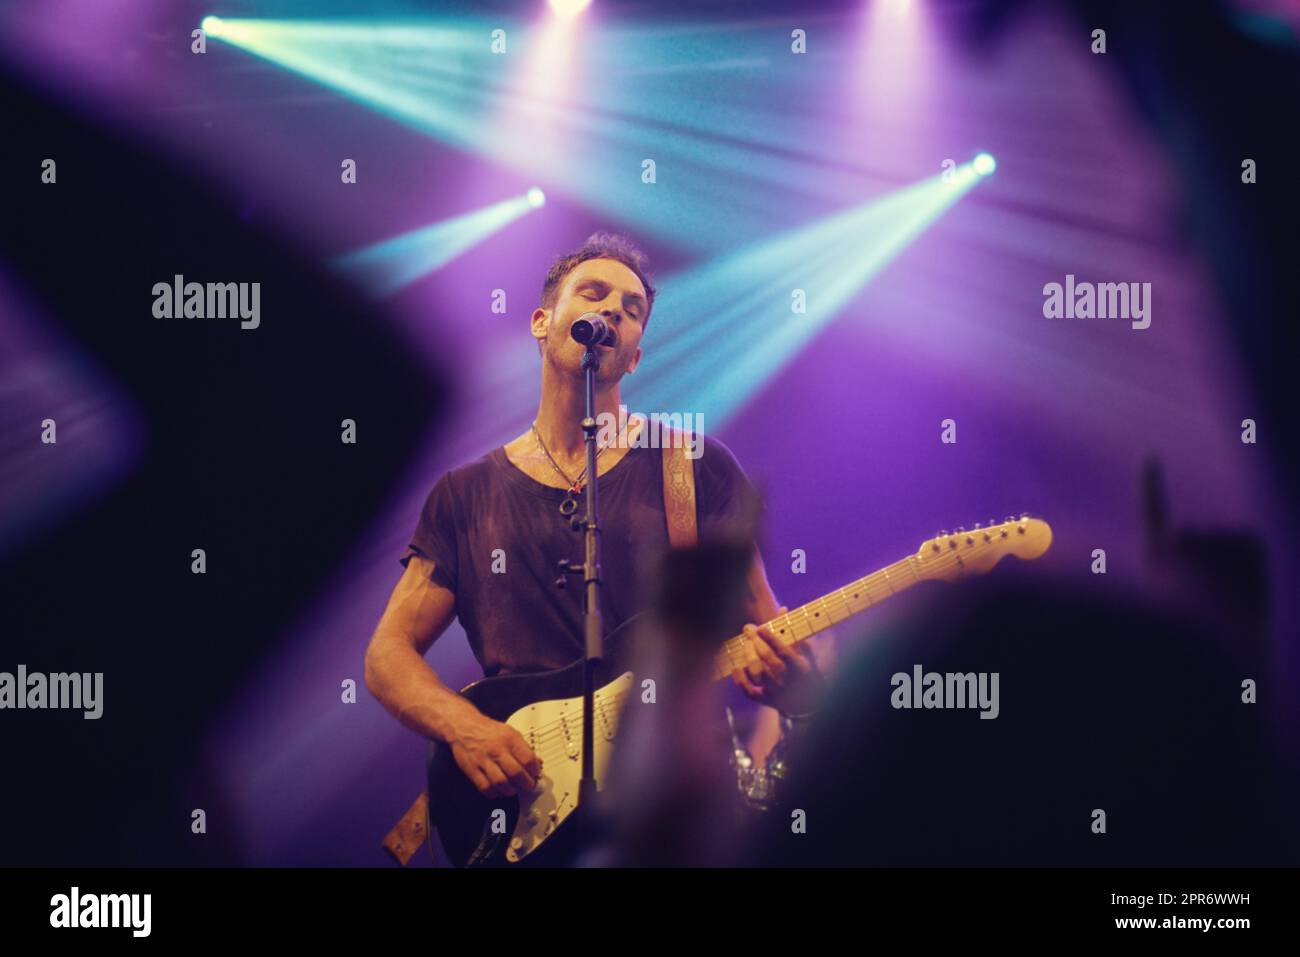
[[731, 605, 826, 716]]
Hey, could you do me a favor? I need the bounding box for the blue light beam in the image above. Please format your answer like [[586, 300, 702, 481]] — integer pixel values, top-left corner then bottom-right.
[[332, 191, 539, 298]]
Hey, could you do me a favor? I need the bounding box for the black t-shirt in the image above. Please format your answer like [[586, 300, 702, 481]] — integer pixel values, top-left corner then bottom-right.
[[400, 436, 761, 678]]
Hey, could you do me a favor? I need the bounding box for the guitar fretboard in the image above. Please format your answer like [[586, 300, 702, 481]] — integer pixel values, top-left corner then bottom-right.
[[710, 554, 925, 682]]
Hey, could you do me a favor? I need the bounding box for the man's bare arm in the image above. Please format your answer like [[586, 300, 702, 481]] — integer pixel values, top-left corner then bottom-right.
[[363, 556, 471, 742], [363, 556, 541, 797]]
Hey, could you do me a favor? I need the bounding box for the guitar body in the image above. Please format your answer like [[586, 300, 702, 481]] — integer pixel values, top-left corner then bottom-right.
[[427, 622, 638, 867]]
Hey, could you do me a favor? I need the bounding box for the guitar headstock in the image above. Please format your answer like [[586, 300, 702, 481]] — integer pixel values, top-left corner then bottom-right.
[[913, 515, 1053, 582]]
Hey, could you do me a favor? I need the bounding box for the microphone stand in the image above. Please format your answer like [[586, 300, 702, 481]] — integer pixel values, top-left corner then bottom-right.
[[576, 343, 604, 847]]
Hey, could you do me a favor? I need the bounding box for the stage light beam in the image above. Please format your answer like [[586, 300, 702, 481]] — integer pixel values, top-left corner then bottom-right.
[[626, 163, 989, 427], [333, 190, 542, 298], [527, 187, 546, 208], [974, 152, 997, 176], [199, 15, 931, 252]]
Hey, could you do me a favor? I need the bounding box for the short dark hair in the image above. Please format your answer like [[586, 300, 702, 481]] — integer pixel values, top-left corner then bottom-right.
[[540, 231, 657, 326]]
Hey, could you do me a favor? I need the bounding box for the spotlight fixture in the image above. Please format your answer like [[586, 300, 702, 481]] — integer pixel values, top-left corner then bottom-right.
[[548, 0, 593, 20]]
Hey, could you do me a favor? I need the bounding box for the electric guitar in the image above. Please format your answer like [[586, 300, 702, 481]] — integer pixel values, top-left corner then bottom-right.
[[427, 516, 1054, 866]]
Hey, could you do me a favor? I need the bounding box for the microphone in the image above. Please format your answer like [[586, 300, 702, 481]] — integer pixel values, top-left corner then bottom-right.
[[570, 312, 616, 347]]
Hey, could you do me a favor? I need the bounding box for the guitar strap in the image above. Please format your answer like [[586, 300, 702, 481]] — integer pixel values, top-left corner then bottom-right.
[[661, 428, 698, 548], [382, 791, 429, 866]]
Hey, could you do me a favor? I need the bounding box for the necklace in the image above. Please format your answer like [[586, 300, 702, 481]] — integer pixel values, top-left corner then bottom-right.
[[530, 421, 614, 517]]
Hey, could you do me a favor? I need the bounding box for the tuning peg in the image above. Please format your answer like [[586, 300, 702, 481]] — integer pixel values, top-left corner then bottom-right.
[[973, 521, 981, 529], [939, 529, 949, 537], [956, 525, 965, 533], [988, 518, 996, 528], [1019, 511, 1030, 519], [1004, 514, 1016, 523]]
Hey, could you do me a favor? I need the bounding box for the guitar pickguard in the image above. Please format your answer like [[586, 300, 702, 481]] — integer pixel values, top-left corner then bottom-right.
[[502, 671, 633, 863]]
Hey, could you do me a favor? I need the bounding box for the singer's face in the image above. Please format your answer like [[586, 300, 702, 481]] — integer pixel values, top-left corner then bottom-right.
[[532, 258, 647, 382]]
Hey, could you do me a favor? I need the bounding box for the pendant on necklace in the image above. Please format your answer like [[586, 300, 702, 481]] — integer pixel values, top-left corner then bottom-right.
[[559, 491, 579, 517]]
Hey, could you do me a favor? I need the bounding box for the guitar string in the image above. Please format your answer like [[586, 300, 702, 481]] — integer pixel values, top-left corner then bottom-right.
[[497, 532, 1035, 752], [527, 703, 629, 763], [523, 699, 625, 750], [714, 556, 924, 669], [714, 532, 1030, 669]]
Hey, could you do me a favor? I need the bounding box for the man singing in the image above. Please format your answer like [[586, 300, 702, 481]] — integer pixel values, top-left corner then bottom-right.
[[364, 232, 826, 805]]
